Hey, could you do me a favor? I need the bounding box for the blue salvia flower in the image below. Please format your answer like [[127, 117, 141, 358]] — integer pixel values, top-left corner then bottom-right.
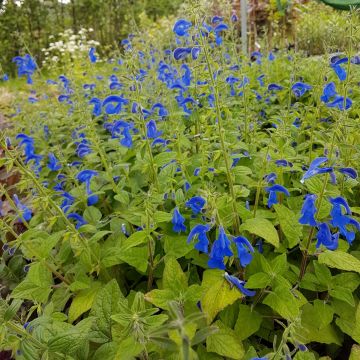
[[268, 83, 283, 91], [329, 197, 360, 244], [13, 195, 32, 222], [121, 127, 133, 148], [60, 192, 74, 213], [265, 184, 290, 208], [268, 52, 275, 61], [264, 172, 277, 184], [257, 74, 265, 86], [299, 194, 317, 226], [67, 213, 87, 229], [208, 226, 233, 270], [172, 208, 186, 233], [214, 23, 228, 46], [233, 236, 255, 267], [12, 54, 37, 84], [185, 196, 206, 215], [291, 82, 312, 98], [173, 47, 192, 61], [224, 272, 256, 297], [77, 170, 98, 206], [187, 224, 210, 253], [226, 76, 239, 96], [89, 47, 97, 63], [89, 97, 102, 116], [320, 82, 337, 103], [146, 120, 163, 139], [275, 159, 292, 167], [173, 19, 192, 37], [47, 153, 61, 171], [331, 57, 348, 81], [181, 64, 192, 86], [316, 223, 339, 250], [192, 47, 201, 60], [2, 74, 9, 81], [301, 157, 333, 183], [102, 95, 129, 114], [152, 103, 168, 117], [339, 167, 357, 179], [327, 96, 352, 111]]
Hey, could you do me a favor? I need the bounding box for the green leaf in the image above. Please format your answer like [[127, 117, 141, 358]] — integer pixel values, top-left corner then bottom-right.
[[145, 289, 176, 310], [318, 250, 360, 274], [274, 204, 302, 248], [295, 302, 342, 345], [83, 206, 102, 224], [245, 272, 271, 289], [164, 234, 192, 258], [11, 262, 53, 303], [163, 257, 188, 294], [206, 321, 244, 359], [314, 261, 332, 286], [154, 211, 173, 223], [90, 279, 124, 340], [115, 336, 144, 359], [263, 286, 301, 321], [240, 217, 279, 248], [121, 230, 148, 250], [68, 283, 101, 323], [329, 287, 355, 307], [201, 270, 243, 324], [234, 305, 262, 340], [154, 151, 176, 167]]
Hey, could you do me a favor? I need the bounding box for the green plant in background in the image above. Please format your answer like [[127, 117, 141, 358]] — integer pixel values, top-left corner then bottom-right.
[[2, 4, 360, 360]]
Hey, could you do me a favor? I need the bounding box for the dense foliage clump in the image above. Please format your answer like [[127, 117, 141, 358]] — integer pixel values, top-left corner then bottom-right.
[[2, 10, 360, 360]]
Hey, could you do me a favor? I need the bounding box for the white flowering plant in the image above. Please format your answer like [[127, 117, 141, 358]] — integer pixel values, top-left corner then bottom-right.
[[41, 28, 100, 69]]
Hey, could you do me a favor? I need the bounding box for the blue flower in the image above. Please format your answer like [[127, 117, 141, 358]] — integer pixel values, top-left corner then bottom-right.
[[89, 97, 102, 116], [224, 272, 256, 297], [187, 224, 210, 253], [89, 47, 97, 63], [172, 207, 186, 233], [185, 196, 206, 215], [192, 47, 201, 60], [173, 19, 192, 37], [329, 197, 360, 244], [321, 82, 337, 103], [339, 167, 357, 179], [233, 236, 255, 267], [13, 195, 32, 222], [331, 57, 348, 81], [60, 192, 74, 213], [47, 153, 61, 171], [12, 54, 36, 84], [173, 47, 192, 61], [268, 83, 283, 91], [208, 226, 233, 270], [264, 172, 277, 184], [67, 213, 87, 229], [265, 184, 290, 208], [326, 96, 352, 111], [316, 223, 339, 250], [299, 194, 317, 226], [275, 159, 292, 167], [146, 120, 163, 139], [226, 76, 239, 96], [77, 170, 98, 206], [291, 82, 312, 98], [102, 95, 129, 114], [301, 157, 333, 183]]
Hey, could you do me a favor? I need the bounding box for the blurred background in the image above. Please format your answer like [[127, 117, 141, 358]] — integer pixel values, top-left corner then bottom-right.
[[0, 0, 358, 74]]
